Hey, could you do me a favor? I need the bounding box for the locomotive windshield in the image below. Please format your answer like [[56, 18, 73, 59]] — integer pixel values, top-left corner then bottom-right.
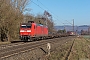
[[27, 25, 31, 28], [21, 23, 31, 28]]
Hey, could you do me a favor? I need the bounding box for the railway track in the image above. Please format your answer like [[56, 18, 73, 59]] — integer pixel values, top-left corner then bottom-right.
[[0, 36, 75, 60], [64, 39, 75, 60], [0, 42, 25, 50]]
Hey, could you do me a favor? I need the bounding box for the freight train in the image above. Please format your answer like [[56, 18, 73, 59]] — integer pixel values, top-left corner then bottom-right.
[[19, 21, 76, 41], [20, 21, 48, 41]]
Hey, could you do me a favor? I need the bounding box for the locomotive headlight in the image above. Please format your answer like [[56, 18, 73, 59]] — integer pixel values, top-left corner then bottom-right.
[[20, 30, 24, 32], [27, 30, 31, 32]]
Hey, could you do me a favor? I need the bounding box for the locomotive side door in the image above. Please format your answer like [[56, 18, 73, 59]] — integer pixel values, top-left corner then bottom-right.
[[31, 23, 36, 37]]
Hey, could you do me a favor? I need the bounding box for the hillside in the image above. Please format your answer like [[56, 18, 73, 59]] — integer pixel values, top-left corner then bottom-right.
[[54, 25, 90, 34]]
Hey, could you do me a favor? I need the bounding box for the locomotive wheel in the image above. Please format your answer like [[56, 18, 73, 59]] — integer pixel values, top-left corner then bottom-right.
[[24, 37, 28, 41], [28, 38, 33, 41], [21, 37, 28, 41]]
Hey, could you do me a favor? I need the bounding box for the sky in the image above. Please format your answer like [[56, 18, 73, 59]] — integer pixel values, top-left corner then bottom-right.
[[26, 0, 90, 26]]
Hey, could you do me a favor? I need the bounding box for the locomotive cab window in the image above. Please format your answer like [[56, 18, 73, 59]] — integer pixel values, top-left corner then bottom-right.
[[21, 25, 27, 28], [21, 24, 31, 28], [27, 25, 31, 28]]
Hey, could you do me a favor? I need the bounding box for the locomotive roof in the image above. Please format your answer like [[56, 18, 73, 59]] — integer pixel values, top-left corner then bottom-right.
[[36, 24, 48, 27], [21, 23, 48, 28], [21, 23, 31, 25]]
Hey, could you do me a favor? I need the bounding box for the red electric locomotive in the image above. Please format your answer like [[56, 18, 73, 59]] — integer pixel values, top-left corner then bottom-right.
[[20, 21, 48, 41]]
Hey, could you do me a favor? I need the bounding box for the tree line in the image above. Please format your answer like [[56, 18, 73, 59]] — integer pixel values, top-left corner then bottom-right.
[[0, 0, 55, 42]]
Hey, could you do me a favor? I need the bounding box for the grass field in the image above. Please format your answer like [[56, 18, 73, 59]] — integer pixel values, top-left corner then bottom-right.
[[68, 36, 90, 60], [48, 36, 90, 60]]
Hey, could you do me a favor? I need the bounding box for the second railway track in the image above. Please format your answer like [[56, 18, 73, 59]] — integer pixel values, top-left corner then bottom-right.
[[0, 36, 75, 60]]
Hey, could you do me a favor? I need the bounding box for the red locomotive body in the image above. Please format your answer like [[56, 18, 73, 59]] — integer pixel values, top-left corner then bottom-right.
[[20, 21, 48, 41], [67, 31, 76, 36]]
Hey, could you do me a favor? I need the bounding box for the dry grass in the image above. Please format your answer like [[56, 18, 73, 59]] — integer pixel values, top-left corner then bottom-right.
[[68, 37, 90, 60], [0, 41, 10, 45], [48, 39, 74, 60], [48, 36, 90, 60]]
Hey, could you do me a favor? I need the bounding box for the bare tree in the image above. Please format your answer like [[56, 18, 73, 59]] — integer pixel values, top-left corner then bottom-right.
[[0, 0, 24, 41], [11, 0, 30, 13], [24, 14, 35, 23], [0, 0, 55, 42]]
